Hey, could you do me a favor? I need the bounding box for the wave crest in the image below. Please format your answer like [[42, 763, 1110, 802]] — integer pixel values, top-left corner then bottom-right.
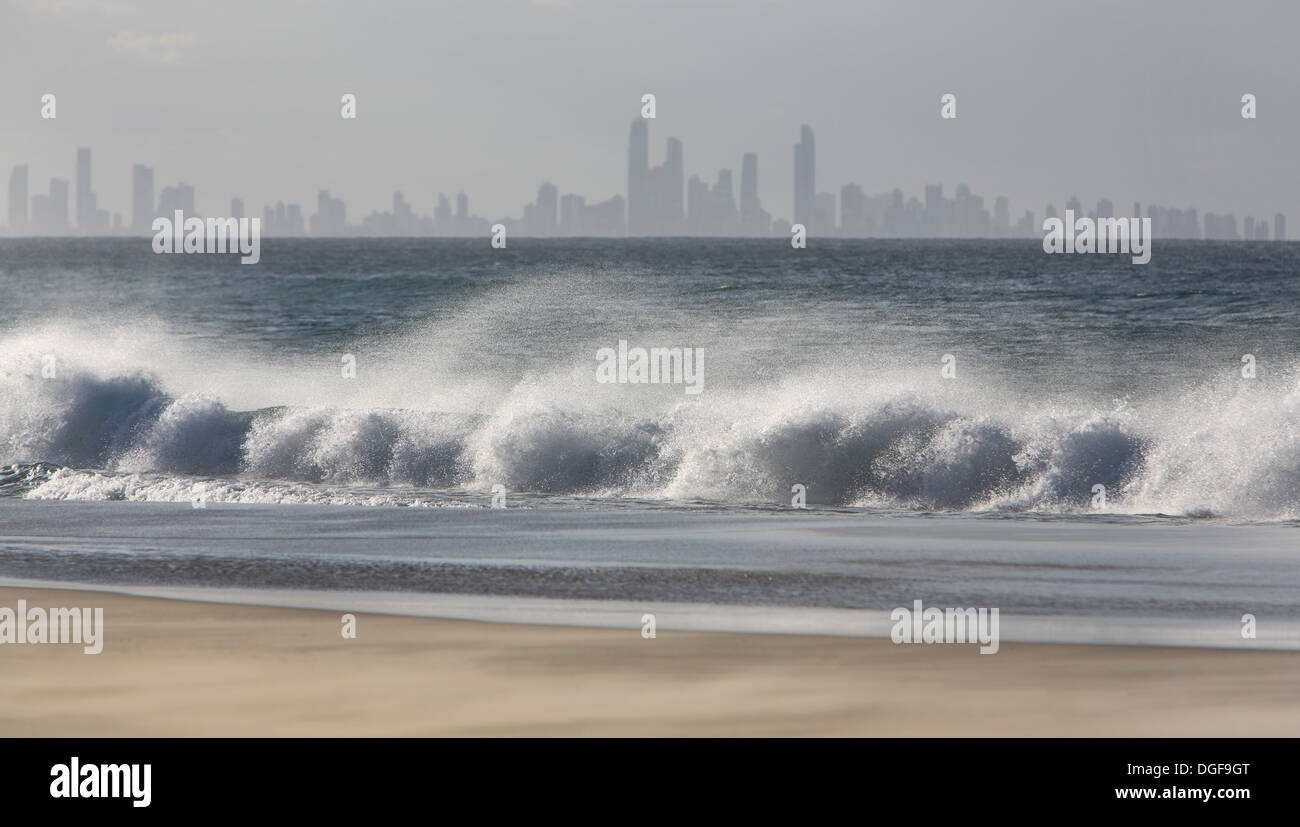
[[3, 353, 1299, 518]]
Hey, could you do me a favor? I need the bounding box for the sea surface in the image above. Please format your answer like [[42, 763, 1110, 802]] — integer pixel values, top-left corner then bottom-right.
[[2, 238, 1298, 647]]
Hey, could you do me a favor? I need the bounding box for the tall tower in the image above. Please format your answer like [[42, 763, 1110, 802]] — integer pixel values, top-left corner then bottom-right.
[[76, 148, 92, 230], [740, 153, 758, 218], [627, 119, 649, 235], [537, 182, 558, 235], [794, 125, 815, 229]]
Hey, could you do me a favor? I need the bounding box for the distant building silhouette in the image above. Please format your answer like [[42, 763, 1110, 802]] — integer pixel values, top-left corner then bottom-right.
[[993, 196, 1010, 238], [841, 183, 868, 237], [132, 164, 154, 233], [686, 175, 706, 230], [76, 148, 91, 228], [74, 148, 109, 233], [360, 191, 434, 235], [793, 125, 816, 232], [31, 177, 70, 234], [647, 137, 683, 234], [1014, 210, 1035, 237], [1148, 205, 1199, 239], [627, 119, 650, 235], [0, 131, 1289, 241], [7, 164, 28, 233], [711, 170, 739, 234], [558, 191, 625, 236], [157, 182, 196, 220], [923, 185, 948, 236], [626, 120, 684, 236], [954, 184, 988, 237], [310, 190, 347, 235], [1065, 195, 1082, 221], [739, 153, 771, 236], [559, 193, 583, 234], [536, 182, 558, 235], [1204, 212, 1238, 240]]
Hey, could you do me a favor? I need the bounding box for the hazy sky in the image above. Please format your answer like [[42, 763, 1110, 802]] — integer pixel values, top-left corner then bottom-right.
[[2, 0, 1297, 225]]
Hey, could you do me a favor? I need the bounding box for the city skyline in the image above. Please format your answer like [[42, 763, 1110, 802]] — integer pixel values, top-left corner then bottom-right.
[[4, 1, 1296, 231], [3, 125, 1288, 240]]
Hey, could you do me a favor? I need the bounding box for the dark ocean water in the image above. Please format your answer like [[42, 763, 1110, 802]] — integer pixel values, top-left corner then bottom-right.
[[2, 237, 1297, 516], [1, 238, 1298, 643]]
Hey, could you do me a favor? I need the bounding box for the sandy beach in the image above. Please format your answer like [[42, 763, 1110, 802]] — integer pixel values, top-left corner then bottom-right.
[[1, 585, 1297, 737]]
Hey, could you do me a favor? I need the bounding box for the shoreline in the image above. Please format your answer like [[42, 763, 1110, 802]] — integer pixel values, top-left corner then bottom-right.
[[3, 585, 1299, 737], [4, 576, 1293, 651]]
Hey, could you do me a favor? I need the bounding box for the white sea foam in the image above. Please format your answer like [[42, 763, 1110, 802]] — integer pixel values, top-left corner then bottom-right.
[[2, 318, 1298, 519]]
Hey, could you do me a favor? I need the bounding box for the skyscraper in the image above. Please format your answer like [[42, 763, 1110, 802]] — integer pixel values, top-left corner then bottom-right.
[[924, 184, 948, 236], [72, 148, 109, 233], [840, 183, 866, 237], [76, 148, 91, 229], [536, 182, 558, 235], [627, 119, 649, 235], [793, 125, 815, 230], [739, 152, 772, 236], [559, 193, 584, 235], [739, 153, 759, 231], [686, 175, 707, 232], [7, 165, 28, 232], [1094, 199, 1113, 245], [310, 191, 347, 235], [132, 164, 154, 233], [50, 179, 69, 231], [712, 170, 739, 234], [656, 136, 684, 234], [157, 183, 196, 218], [636, 133, 683, 235], [1275, 213, 1286, 241], [286, 203, 304, 235], [993, 196, 1010, 238], [31, 178, 70, 234], [434, 194, 451, 233]]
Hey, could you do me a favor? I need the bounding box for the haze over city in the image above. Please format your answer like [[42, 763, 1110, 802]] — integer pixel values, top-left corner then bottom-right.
[[2, 0, 1297, 230], [5, 128, 1286, 239]]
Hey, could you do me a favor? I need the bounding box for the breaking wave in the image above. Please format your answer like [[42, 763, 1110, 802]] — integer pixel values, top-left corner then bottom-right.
[[2, 322, 1299, 520]]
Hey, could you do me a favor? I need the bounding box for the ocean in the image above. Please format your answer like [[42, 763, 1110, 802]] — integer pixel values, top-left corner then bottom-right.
[[2, 237, 1298, 647]]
